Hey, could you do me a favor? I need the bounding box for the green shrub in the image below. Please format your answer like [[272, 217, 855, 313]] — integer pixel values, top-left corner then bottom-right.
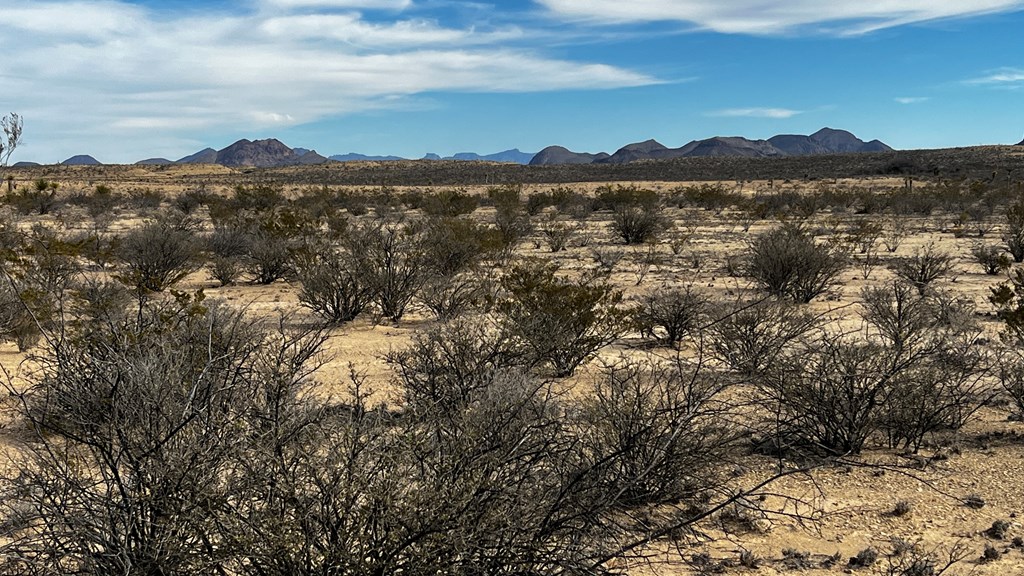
[[745, 224, 848, 303]]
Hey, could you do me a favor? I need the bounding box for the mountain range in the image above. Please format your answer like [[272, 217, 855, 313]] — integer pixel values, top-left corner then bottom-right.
[[530, 128, 892, 165], [20, 128, 908, 168]]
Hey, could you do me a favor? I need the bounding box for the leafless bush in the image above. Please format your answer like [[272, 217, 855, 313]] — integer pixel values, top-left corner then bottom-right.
[[298, 248, 374, 324], [709, 298, 818, 377], [117, 219, 200, 292], [580, 356, 737, 506], [354, 221, 427, 321], [611, 204, 671, 244], [635, 285, 709, 348], [890, 243, 955, 296]]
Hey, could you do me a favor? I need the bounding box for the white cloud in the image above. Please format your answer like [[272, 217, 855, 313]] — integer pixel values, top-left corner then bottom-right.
[[894, 96, 929, 104], [0, 1, 656, 162], [259, 13, 524, 46], [966, 67, 1024, 85], [536, 0, 1024, 35], [263, 0, 413, 10], [707, 108, 802, 119]]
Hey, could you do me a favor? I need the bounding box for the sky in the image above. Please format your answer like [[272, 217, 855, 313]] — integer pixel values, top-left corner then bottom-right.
[[1, 0, 1023, 164]]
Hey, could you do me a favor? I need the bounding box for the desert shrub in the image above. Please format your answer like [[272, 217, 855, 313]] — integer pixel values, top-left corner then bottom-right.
[[890, 243, 955, 296], [590, 246, 624, 275], [493, 195, 532, 254], [594, 184, 659, 211], [126, 188, 165, 211], [246, 228, 294, 284], [298, 248, 374, 324], [611, 204, 671, 244], [580, 356, 734, 506], [1003, 196, 1024, 262], [232, 181, 286, 213], [753, 283, 990, 455], [172, 186, 211, 215], [996, 349, 1024, 417], [709, 298, 818, 377], [846, 219, 883, 254], [971, 243, 1011, 275], [117, 219, 200, 293], [417, 188, 478, 217], [352, 221, 427, 321], [5, 178, 59, 215], [634, 285, 709, 348], [745, 224, 848, 303], [989, 268, 1024, 342], [387, 318, 524, 410], [206, 223, 251, 286], [0, 298, 328, 576], [418, 272, 488, 321], [539, 218, 577, 252], [498, 260, 627, 376], [418, 216, 502, 277]]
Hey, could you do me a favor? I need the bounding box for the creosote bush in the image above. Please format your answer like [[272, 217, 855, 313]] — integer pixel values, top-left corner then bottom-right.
[[498, 260, 627, 377], [745, 224, 848, 303], [117, 219, 200, 292]]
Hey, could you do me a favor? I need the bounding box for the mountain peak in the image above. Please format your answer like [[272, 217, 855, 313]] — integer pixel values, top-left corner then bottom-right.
[[61, 154, 101, 166]]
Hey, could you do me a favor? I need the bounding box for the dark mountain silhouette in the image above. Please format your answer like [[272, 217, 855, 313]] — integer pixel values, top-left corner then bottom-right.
[[1017, 136, 1024, 146], [529, 146, 610, 165], [136, 158, 173, 165], [448, 149, 535, 164], [177, 148, 217, 164], [215, 138, 298, 167], [675, 137, 784, 158], [331, 152, 406, 162], [422, 153, 442, 160], [568, 128, 895, 165], [292, 147, 310, 156], [295, 150, 332, 165], [61, 155, 101, 166], [599, 140, 670, 164], [12, 161, 40, 167]]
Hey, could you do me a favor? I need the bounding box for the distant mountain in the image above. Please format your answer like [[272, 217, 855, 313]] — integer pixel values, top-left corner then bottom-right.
[[177, 148, 218, 164], [292, 148, 310, 156], [447, 149, 535, 164], [136, 158, 173, 165], [12, 161, 40, 167], [422, 153, 442, 160], [330, 152, 406, 162], [598, 140, 671, 164], [62, 155, 101, 166], [295, 150, 332, 165], [554, 128, 896, 166], [676, 137, 784, 158], [1017, 136, 1024, 146], [214, 138, 297, 167], [529, 146, 610, 166]]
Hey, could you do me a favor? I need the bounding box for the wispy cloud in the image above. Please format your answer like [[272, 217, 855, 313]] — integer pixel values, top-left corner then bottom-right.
[[0, 0, 657, 161], [536, 0, 1024, 35], [706, 108, 803, 119], [965, 67, 1024, 85], [894, 96, 930, 104]]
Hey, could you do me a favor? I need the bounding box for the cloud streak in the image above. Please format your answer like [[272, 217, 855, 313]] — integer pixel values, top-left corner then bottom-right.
[[536, 0, 1024, 35], [966, 67, 1024, 85], [0, 0, 656, 162], [894, 97, 930, 104], [706, 108, 803, 119]]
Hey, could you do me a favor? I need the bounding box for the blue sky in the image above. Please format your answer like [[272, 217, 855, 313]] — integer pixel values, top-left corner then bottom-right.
[[1, 0, 1023, 163]]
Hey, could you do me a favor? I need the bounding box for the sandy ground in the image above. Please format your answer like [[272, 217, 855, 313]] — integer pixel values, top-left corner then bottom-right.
[[1, 170, 1022, 574]]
